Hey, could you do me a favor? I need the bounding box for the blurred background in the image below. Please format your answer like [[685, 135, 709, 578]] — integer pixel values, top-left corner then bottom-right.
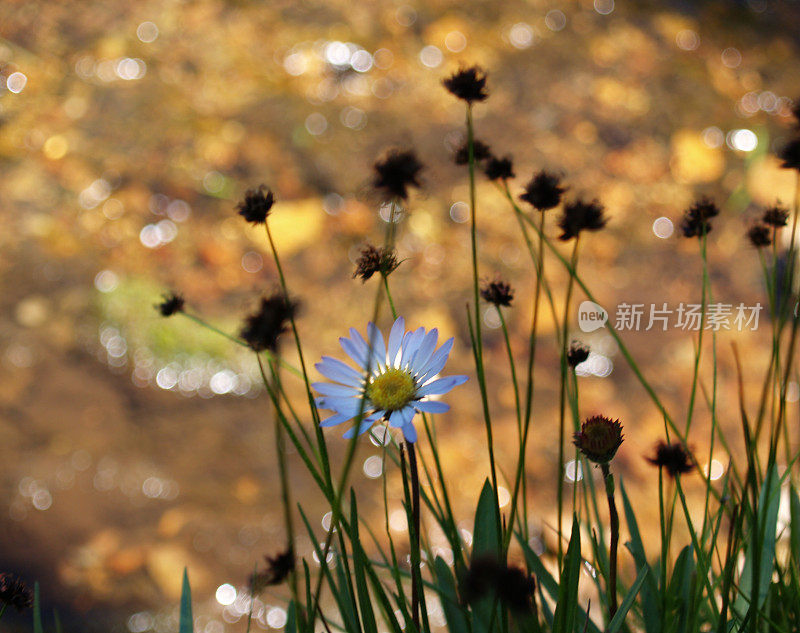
[[3, 0, 800, 630]]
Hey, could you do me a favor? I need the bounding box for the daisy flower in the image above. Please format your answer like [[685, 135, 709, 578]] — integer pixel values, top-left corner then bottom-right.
[[313, 317, 468, 443]]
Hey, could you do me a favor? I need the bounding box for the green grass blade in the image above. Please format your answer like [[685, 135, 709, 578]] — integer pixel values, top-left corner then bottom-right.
[[179, 568, 193, 633], [606, 565, 648, 633], [473, 478, 501, 558], [553, 515, 581, 633], [54, 609, 62, 633], [33, 582, 42, 633], [620, 479, 661, 633], [790, 484, 800, 568], [349, 490, 378, 633], [736, 463, 780, 616], [517, 534, 601, 633], [433, 557, 469, 633]]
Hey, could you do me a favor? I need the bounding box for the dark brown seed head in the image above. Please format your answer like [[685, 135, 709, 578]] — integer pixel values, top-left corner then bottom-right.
[[645, 441, 693, 478], [567, 340, 590, 368], [156, 293, 185, 317], [520, 171, 566, 211], [442, 66, 489, 104], [353, 244, 400, 282], [574, 415, 623, 464], [241, 292, 299, 352], [237, 185, 275, 224], [373, 149, 424, 201], [0, 573, 33, 612], [557, 199, 607, 241], [680, 196, 720, 239], [747, 224, 772, 248], [480, 278, 514, 307], [461, 556, 535, 614], [484, 155, 515, 181], [249, 548, 295, 595], [453, 139, 492, 165], [762, 204, 789, 227], [777, 138, 800, 171]]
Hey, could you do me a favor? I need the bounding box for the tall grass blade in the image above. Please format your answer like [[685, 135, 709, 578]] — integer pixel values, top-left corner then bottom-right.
[[553, 515, 581, 633], [179, 568, 193, 633]]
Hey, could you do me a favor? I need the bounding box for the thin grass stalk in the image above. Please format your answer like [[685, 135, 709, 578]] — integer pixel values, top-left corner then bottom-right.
[[309, 200, 399, 622], [557, 240, 580, 569], [685, 232, 710, 437], [407, 442, 423, 632], [255, 355, 300, 609], [464, 105, 503, 552]]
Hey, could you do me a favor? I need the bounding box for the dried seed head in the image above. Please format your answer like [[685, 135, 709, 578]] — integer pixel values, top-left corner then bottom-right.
[[237, 185, 275, 224], [461, 556, 536, 614], [520, 171, 566, 211], [480, 278, 514, 307], [747, 224, 772, 248], [573, 415, 623, 464], [156, 293, 185, 317], [373, 149, 424, 201], [778, 138, 800, 171], [0, 573, 33, 612], [442, 66, 489, 104], [249, 548, 295, 595], [645, 441, 693, 478], [762, 204, 789, 227], [557, 199, 607, 241], [680, 197, 720, 239], [241, 292, 299, 352], [567, 340, 590, 368], [484, 155, 515, 181], [453, 139, 492, 165], [353, 244, 400, 282]]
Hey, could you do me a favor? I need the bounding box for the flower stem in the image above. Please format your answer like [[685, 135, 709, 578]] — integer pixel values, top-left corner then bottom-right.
[[557, 240, 580, 569], [407, 441, 422, 631], [256, 354, 299, 606], [600, 462, 619, 620]]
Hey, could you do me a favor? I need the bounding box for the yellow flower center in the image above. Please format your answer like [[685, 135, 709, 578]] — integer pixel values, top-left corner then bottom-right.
[[366, 368, 416, 412]]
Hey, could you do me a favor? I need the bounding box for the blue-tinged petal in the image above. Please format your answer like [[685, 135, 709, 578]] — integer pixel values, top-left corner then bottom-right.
[[340, 336, 368, 369], [342, 411, 383, 438], [402, 421, 418, 443], [417, 337, 454, 380], [416, 375, 469, 396], [316, 356, 363, 386], [312, 382, 361, 397], [316, 396, 367, 415], [366, 322, 387, 368], [409, 328, 438, 373], [388, 408, 406, 428], [320, 412, 353, 427], [387, 317, 405, 365], [413, 400, 450, 413], [399, 405, 416, 427], [401, 328, 426, 368]]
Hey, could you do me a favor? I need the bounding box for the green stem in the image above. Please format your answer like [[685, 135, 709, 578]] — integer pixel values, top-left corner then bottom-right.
[[600, 462, 619, 620], [407, 441, 422, 631], [557, 240, 580, 569]]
